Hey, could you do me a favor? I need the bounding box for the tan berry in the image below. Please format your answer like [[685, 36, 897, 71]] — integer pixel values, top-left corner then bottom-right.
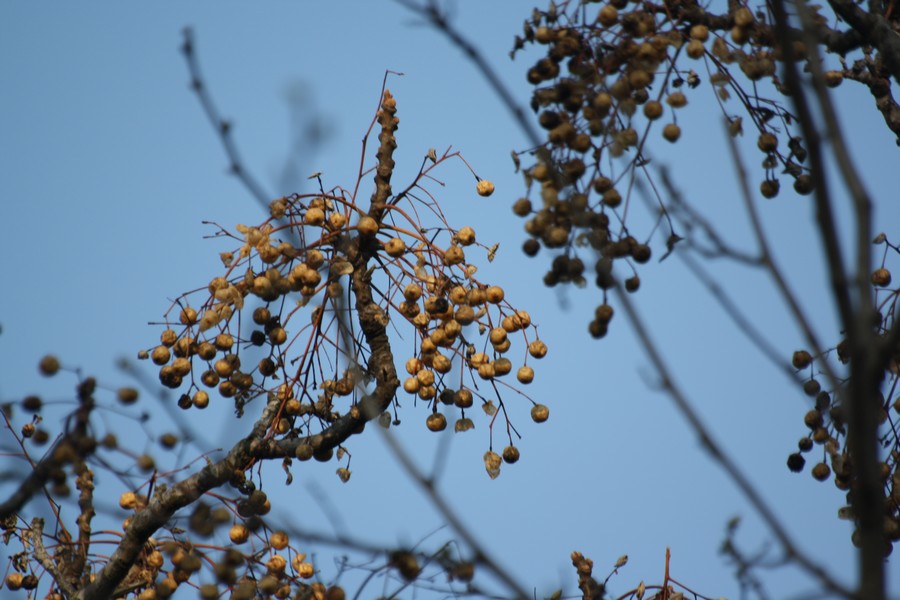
[[432, 353, 452, 374], [512, 197, 532, 216], [455, 388, 474, 409], [662, 123, 681, 142], [39, 355, 60, 376], [734, 6, 754, 27], [490, 327, 508, 345], [457, 226, 476, 246], [151, 345, 171, 366], [531, 403, 550, 423], [117, 387, 139, 405], [824, 70, 843, 88], [119, 491, 138, 509], [328, 212, 347, 230], [528, 340, 548, 358], [811, 462, 831, 481], [179, 307, 198, 326], [426, 413, 447, 432], [304, 207, 325, 226], [385, 237, 406, 257], [193, 390, 209, 409], [476, 180, 495, 197], [666, 92, 687, 108], [598, 4, 618, 26], [690, 24, 709, 41], [357, 215, 378, 236], [686, 39, 705, 59], [643, 100, 663, 120], [455, 305, 476, 325], [295, 444, 314, 461], [494, 357, 512, 376], [517, 366, 535, 384], [214, 333, 234, 351], [403, 377, 420, 394], [443, 244, 465, 266], [161, 328, 178, 346], [228, 523, 249, 545], [477, 362, 496, 380], [486, 286, 505, 304], [871, 268, 892, 287]]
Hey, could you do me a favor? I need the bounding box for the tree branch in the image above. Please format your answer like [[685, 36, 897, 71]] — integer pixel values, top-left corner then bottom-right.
[[180, 28, 272, 210]]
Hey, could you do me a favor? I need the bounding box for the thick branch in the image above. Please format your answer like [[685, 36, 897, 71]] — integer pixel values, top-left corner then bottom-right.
[[774, 1, 887, 596], [827, 0, 900, 82], [77, 400, 279, 600]]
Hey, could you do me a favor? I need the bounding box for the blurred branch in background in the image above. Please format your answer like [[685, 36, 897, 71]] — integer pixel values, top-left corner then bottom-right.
[[181, 28, 273, 210]]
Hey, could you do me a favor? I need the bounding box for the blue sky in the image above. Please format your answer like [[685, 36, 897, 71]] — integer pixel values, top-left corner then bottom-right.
[[1, 2, 897, 598]]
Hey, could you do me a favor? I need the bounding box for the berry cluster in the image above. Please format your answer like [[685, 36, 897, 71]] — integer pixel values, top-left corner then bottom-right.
[[786, 235, 900, 554], [140, 91, 548, 477], [510, 0, 830, 335]]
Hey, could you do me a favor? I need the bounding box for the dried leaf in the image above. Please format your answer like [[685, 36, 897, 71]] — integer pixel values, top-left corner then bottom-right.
[[483, 451, 501, 479]]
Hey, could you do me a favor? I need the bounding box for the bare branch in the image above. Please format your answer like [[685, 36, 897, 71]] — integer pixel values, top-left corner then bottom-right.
[[180, 28, 272, 210], [613, 283, 853, 598]]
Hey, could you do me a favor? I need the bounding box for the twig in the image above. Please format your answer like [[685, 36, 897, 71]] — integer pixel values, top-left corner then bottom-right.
[[721, 122, 838, 389], [377, 426, 531, 599], [394, 0, 543, 148], [676, 250, 799, 383], [180, 28, 272, 211], [612, 283, 853, 598]]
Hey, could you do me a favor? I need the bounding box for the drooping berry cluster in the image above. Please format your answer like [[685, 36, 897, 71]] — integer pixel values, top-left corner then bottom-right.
[[510, 1, 836, 335]]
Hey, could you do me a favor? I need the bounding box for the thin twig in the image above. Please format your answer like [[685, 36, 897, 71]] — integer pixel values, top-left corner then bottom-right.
[[377, 426, 531, 599], [721, 123, 838, 389], [612, 283, 853, 598], [180, 28, 272, 211], [394, 0, 543, 148]]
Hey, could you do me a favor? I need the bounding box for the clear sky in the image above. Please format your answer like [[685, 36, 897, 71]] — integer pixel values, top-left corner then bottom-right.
[[1, 2, 897, 598]]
